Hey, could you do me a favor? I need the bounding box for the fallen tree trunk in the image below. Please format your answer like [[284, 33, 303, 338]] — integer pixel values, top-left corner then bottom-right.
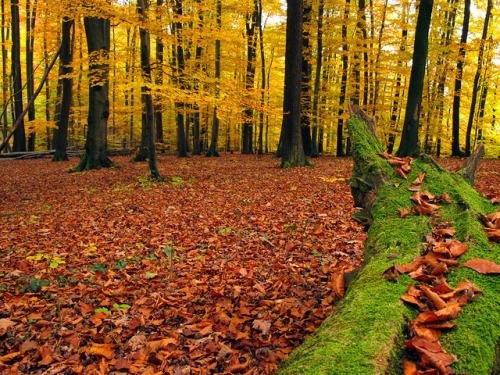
[[277, 108, 500, 374]]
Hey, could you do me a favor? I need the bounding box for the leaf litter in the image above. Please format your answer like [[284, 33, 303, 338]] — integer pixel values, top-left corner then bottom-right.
[[0, 155, 366, 374], [381, 162, 500, 374]]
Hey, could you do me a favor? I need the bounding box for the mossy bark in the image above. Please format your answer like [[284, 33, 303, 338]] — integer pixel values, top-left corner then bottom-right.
[[277, 114, 499, 374]]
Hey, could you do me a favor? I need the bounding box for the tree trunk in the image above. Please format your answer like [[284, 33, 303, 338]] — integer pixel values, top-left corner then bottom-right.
[[174, 0, 188, 158], [191, 0, 204, 156], [465, 0, 491, 157], [242, 1, 258, 154], [310, 0, 323, 158], [396, 0, 433, 157], [155, 0, 164, 144], [52, 17, 74, 162], [26, 0, 37, 151], [257, 0, 265, 155], [1, 0, 10, 152], [206, 0, 221, 157], [11, 0, 26, 152], [138, 0, 162, 179], [300, 0, 312, 156], [279, 0, 308, 168], [451, 0, 470, 157], [278, 107, 498, 375], [337, 0, 350, 157], [71, 16, 113, 171]]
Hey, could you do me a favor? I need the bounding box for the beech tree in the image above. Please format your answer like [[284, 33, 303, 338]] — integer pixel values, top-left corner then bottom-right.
[[11, 0, 26, 152], [279, 0, 308, 168], [72, 14, 114, 171], [396, 0, 433, 157], [52, 16, 74, 162]]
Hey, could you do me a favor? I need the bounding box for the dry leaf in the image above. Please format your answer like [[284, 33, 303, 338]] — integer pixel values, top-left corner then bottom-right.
[[464, 258, 500, 274]]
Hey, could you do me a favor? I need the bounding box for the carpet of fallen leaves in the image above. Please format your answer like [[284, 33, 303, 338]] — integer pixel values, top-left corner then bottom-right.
[[0, 154, 499, 375], [0, 154, 366, 375]]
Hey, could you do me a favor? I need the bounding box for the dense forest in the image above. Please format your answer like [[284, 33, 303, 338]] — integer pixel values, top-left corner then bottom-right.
[[1, 0, 499, 160]]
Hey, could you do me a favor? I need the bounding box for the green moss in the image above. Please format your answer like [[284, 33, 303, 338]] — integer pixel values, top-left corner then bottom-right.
[[278, 115, 500, 374]]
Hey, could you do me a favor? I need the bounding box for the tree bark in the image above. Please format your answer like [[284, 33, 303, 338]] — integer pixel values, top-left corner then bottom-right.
[[71, 16, 114, 171], [300, 0, 312, 156], [205, 0, 221, 157], [26, 0, 37, 151], [155, 0, 164, 144], [337, 0, 350, 157], [451, 0, 470, 157], [52, 17, 74, 162], [310, 0, 324, 158], [396, 0, 433, 157], [242, 1, 258, 154], [279, 0, 308, 168], [465, 0, 491, 157], [11, 0, 26, 152]]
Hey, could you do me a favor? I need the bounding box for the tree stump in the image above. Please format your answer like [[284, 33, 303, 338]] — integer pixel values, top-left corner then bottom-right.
[[277, 107, 500, 374]]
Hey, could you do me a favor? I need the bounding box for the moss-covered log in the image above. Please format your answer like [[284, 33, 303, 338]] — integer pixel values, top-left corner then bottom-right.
[[277, 111, 500, 374]]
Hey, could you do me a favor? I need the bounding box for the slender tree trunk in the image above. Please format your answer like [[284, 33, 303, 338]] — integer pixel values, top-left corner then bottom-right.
[[372, 0, 388, 112], [174, 0, 188, 157], [242, 1, 258, 154], [26, 0, 37, 151], [337, 0, 350, 157], [11, 0, 26, 152], [72, 16, 113, 171], [300, 0, 312, 156], [52, 17, 74, 161], [192, 0, 204, 155], [43, 27, 51, 150], [396, 0, 433, 157], [465, 0, 491, 156], [138, 0, 162, 179], [257, 0, 265, 155], [1, 0, 10, 151], [280, 0, 308, 168], [155, 0, 164, 144], [206, 0, 221, 157], [310, 0, 323, 158], [451, 0, 470, 157]]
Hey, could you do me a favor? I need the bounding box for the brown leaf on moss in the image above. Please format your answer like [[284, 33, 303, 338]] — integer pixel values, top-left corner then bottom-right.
[[397, 208, 411, 218], [419, 285, 447, 310], [396, 167, 409, 180], [382, 265, 400, 282], [403, 360, 419, 375], [413, 324, 442, 342], [412, 173, 426, 186], [434, 305, 462, 320], [329, 271, 345, 299], [464, 258, 500, 274], [485, 228, 500, 242], [448, 240, 468, 258]]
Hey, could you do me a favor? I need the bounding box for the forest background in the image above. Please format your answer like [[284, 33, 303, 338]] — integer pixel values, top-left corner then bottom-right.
[[1, 0, 500, 159]]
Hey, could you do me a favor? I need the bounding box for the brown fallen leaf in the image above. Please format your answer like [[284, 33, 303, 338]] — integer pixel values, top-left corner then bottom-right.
[[395, 167, 409, 180], [397, 208, 411, 218], [0, 318, 16, 331], [485, 228, 500, 242], [252, 319, 271, 336], [89, 342, 117, 360], [464, 258, 500, 274], [403, 360, 418, 375], [412, 173, 426, 186], [382, 265, 400, 282], [419, 285, 447, 310], [329, 271, 345, 299]]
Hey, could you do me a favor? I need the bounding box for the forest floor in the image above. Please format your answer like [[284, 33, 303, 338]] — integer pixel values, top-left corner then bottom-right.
[[0, 154, 499, 374]]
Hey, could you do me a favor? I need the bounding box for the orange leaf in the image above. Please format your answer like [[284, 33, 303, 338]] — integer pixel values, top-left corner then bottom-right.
[[403, 360, 418, 375], [397, 208, 410, 218], [419, 285, 447, 310], [329, 271, 345, 299], [464, 258, 500, 274], [89, 343, 116, 360]]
